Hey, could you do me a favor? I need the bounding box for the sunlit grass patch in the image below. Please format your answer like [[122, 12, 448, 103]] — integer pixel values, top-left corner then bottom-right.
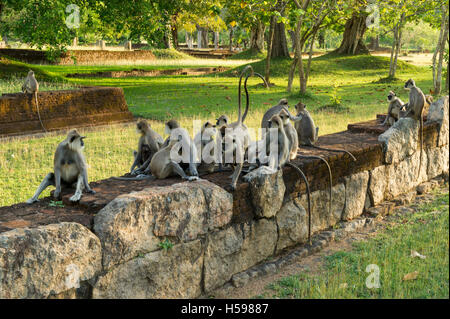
[[264, 192, 449, 299]]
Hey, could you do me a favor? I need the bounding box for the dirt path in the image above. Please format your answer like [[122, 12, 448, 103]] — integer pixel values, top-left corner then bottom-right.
[[209, 186, 445, 299]]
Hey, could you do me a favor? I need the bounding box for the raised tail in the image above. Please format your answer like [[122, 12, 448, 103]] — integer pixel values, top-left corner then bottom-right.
[[237, 65, 254, 124], [242, 71, 268, 123], [286, 162, 312, 244]]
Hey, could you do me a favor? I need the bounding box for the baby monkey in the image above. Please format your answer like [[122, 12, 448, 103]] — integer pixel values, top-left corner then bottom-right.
[[26, 129, 96, 203]]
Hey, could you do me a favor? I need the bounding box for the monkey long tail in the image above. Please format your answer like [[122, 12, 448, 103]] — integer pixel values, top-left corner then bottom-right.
[[35, 92, 47, 133], [242, 72, 268, 123], [298, 154, 332, 217], [417, 113, 423, 179], [305, 145, 357, 162], [238, 65, 254, 124], [112, 175, 156, 181], [286, 162, 312, 244]]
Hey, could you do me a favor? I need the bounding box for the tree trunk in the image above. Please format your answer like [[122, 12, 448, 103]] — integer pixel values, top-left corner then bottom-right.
[[287, 17, 303, 92], [171, 24, 178, 49], [271, 18, 290, 58], [200, 28, 208, 48], [305, 30, 317, 83], [197, 30, 202, 49], [229, 28, 234, 51], [318, 30, 325, 49], [250, 21, 265, 52], [186, 31, 193, 49], [265, 15, 276, 84], [335, 13, 369, 55], [214, 31, 219, 49], [389, 14, 405, 78], [435, 13, 449, 94]]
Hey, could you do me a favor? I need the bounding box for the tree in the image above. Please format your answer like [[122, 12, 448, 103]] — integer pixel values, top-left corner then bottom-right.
[[425, 2, 449, 94], [334, 0, 370, 55], [287, 0, 342, 93], [380, 0, 442, 79]]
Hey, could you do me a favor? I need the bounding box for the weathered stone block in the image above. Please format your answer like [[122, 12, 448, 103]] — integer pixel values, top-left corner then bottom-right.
[[378, 117, 419, 164], [427, 144, 449, 179], [94, 180, 232, 270], [203, 218, 277, 292], [342, 171, 369, 221], [0, 222, 101, 299], [368, 165, 387, 206], [385, 151, 428, 199], [243, 166, 285, 218], [298, 183, 346, 233], [276, 200, 307, 253], [93, 240, 203, 299], [428, 96, 449, 147]]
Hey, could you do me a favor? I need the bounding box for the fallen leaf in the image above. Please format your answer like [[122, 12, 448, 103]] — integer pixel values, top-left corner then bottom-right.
[[410, 250, 426, 259], [402, 271, 419, 281], [263, 102, 271, 105], [339, 283, 348, 289], [225, 96, 231, 101]]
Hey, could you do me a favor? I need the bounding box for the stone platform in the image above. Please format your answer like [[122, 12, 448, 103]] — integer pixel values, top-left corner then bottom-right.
[[0, 96, 448, 298]]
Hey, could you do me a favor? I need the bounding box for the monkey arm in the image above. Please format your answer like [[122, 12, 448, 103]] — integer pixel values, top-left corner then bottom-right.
[[54, 168, 62, 199]]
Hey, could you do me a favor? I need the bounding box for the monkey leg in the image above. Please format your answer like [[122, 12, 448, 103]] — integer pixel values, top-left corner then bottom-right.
[[26, 173, 55, 204], [69, 175, 85, 202], [170, 161, 198, 182]]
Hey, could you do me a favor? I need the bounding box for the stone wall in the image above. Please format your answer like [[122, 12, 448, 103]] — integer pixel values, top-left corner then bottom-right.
[[0, 87, 133, 137], [0, 48, 156, 65], [0, 96, 448, 298]]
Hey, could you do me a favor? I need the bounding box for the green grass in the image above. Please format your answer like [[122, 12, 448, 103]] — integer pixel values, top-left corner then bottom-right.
[[0, 53, 446, 206], [148, 48, 194, 60], [0, 55, 65, 81], [229, 48, 267, 60], [264, 191, 449, 299]]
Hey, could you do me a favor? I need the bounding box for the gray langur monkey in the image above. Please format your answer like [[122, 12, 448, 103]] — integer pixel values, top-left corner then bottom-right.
[[260, 98, 293, 129], [130, 120, 164, 175], [149, 136, 199, 181], [404, 78, 425, 178], [292, 102, 357, 161], [383, 91, 405, 126], [278, 108, 332, 216], [26, 129, 96, 204], [22, 70, 46, 132], [114, 119, 199, 181], [217, 65, 268, 189], [194, 120, 217, 174]]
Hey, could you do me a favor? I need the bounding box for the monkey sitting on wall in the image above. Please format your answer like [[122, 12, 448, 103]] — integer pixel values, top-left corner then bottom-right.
[[382, 91, 406, 126], [26, 129, 96, 203], [194, 120, 217, 174], [130, 120, 164, 175], [22, 70, 46, 132], [292, 102, 356, 161]]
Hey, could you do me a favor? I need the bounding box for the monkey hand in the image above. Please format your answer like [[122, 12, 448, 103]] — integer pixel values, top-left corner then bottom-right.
[[186, 176, 199, 182], [26, 198, 38, 204], [87, 189, 96, 194], [69, 193, 82, 202]]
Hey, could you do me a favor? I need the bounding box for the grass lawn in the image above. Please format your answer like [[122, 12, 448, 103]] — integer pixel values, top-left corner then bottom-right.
[[262, 190, 449, 299], [0, 53, 447, 206]]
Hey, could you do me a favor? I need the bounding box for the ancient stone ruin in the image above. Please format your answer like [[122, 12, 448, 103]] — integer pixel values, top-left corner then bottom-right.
[[0, 87, 133, 137], [0, 96, 448, 299]]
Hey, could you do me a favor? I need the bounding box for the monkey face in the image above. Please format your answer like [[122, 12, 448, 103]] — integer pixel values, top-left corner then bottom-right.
[[216, 115, 228, 127], [68, 131, 85, 151], [295, 102, 305, 113], [404, 79, 414, 90], [387, 92, 395, 102], [28, 70, 35, 77]]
